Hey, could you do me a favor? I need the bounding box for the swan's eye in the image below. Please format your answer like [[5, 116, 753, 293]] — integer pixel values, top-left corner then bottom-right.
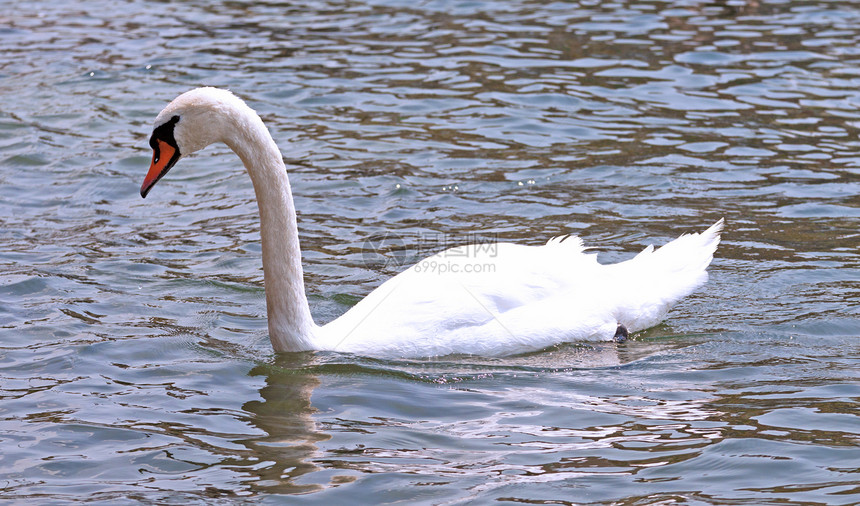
[[150, 140, 161, 164], [148, 115, 179, 159]]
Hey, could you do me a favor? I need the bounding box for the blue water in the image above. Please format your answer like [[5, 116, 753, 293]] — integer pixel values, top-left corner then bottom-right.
[[1, 0, 858, 503]]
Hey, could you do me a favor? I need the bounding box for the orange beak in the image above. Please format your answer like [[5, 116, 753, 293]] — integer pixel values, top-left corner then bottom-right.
[[140, 139, 177, 198]]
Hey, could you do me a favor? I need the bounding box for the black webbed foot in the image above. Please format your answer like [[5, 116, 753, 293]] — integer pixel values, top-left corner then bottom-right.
[[613, 324, 629, 343]]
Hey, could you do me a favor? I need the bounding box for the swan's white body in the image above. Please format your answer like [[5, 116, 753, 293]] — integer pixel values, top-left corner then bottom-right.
[[142, 87, 723, 358]]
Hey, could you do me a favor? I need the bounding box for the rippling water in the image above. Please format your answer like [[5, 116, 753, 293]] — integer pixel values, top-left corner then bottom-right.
[[1, 0, 859, 503]]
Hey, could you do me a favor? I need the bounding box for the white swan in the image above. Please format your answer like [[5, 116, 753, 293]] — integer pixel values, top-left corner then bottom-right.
[[141, 87, 723, 358]]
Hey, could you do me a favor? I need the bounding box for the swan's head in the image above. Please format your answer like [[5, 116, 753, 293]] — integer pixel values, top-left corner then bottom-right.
[[141, 87, 248, 198]]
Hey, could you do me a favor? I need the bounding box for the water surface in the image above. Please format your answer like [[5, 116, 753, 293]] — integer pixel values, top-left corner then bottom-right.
[[1, 0, 858, 503]]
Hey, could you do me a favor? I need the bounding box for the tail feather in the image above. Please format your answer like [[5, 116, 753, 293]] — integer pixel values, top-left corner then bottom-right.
[[651, 218, 723, 275], [612, 219, 724, 331]]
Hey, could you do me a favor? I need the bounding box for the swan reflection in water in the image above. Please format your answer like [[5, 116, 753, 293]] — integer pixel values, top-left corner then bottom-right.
[[238, 352, 331, 494], [231, 339, 718, 494]]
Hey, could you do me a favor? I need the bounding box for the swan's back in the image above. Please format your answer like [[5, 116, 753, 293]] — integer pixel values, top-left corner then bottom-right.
[[319, 220, 723, 357]]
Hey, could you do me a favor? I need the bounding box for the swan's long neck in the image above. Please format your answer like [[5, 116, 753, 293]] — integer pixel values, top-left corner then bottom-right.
[[222, 106, 317, 351]]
